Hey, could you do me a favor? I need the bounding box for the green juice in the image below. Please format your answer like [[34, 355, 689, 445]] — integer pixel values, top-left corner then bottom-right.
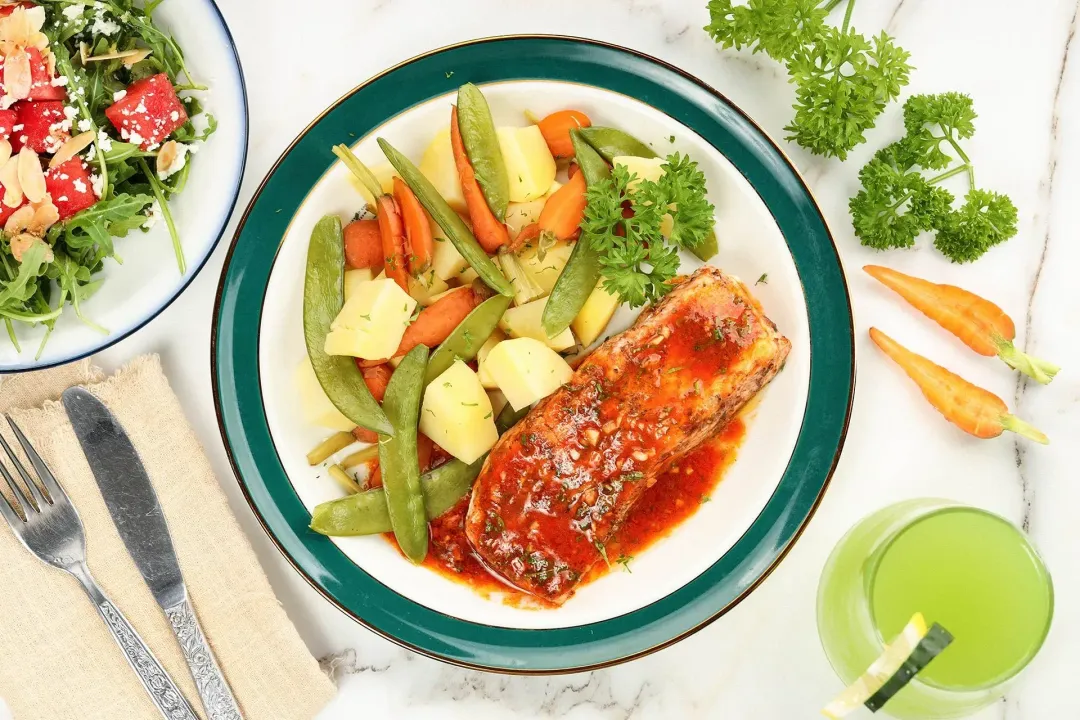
[[817, 500, 1053, 719]]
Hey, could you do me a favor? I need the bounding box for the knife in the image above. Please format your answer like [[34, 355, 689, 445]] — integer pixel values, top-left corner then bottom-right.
[[63, 387, 244, 720]]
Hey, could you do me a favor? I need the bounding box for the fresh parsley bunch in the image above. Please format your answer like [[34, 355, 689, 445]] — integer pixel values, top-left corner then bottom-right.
[[706, 0, 912, 160], [582, 154, 715, 308], [849, 93, 1018, 263]]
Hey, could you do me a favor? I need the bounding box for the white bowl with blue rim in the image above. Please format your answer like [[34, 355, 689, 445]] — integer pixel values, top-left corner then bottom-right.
[[0, 0, 247, 372]]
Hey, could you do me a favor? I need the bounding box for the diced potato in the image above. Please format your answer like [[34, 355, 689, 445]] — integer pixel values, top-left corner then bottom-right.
[[518, 240, 573, 294], [496, 252, 544, 306], [498, 297, 575, 351], [498, 126, 556, 202], [324, 278, 416, 360], [343, 268, 373, 303], [419, 127, 466, 212], [408, 271, 450, 306], [431, 219, 469, 280], [612, 156, 666, 190], [351, 161, 397, 208], [455, 266, 479, 285], [571, 282, 620, 347], [487, 389, 509, 418], [504, 197, 546, 240], [484, 338, 574, 410], [294, 357, 354, 431], [476, 329, 507, 389], [419, 360, 498, 463]]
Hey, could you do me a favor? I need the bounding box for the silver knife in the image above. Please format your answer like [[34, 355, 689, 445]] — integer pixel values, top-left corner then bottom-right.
[[63, 387, 244, 720]]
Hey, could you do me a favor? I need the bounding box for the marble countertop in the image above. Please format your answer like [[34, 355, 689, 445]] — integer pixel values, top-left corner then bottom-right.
[[9, 0, 1079, 717]]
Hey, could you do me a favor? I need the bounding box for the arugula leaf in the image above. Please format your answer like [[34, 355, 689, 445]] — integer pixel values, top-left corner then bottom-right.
[[706, 0, 912, 160], [0, 242, 49, 309], [850, 94, 1017, 262]]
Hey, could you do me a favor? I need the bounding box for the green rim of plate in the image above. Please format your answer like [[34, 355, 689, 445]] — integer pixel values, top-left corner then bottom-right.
[[212, 35, 854, 673]]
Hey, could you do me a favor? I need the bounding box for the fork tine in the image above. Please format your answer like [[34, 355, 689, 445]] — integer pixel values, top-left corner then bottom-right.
[[0, 430, 46, 509], [0, 453, 33, 517], [6, 416, 60, 506], [0, 483, 23, 526]]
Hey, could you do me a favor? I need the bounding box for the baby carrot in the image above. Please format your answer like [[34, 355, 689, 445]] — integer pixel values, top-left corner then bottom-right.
[[869, 327, 1048, 444], [332, 144, 409, 291], [451, 106, 508, 253], [351, 363, 395, 443], [537, 110, 592, 159], [508, 222, 541, 253], [394, 286, 480, 358], [864, 265, 1059, 384], [538, 170, 587, 241], [343, 219, 384, 272], [393, 176, 433, 274]]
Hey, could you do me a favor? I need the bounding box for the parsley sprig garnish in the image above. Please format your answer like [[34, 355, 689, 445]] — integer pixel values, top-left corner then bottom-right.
[[705, 0, 912, 160], [583, 154, 714, 308], [849, 93, 1018, 263]]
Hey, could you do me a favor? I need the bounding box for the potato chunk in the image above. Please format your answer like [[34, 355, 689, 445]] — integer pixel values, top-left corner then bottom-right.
[[419, 360, 498, 463], [294, 357, 354, 431], [498, 296, 575, 351], [483, 338, 573, 410], [498, 126, 556, 202], [420, 127, 466, 212], [324, 278, 416, 360], [571, 282, 620, 347], [476, 329, 507, 389]]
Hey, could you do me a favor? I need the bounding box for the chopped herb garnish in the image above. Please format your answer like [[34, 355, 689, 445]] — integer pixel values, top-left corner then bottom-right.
[[462, 402, 478, 407], [756, 273, 768, 285], [483, 411, 493, 419], [617, 554, 634, 572]]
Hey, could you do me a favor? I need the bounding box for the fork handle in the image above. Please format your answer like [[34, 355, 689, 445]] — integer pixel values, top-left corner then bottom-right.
[[70, 563, 199, 720], [164, 598, 244, 720]]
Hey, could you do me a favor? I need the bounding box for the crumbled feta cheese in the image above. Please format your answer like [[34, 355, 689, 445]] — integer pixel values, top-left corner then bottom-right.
[[62, 5, 83, 21], [11, 124, 23, 132], [63, 106, 78, 119], [73, 178, 88, 194], [170, 110, 180, 122], [96, 129, 113, 151], [91, 10, 120, 36], [77, 118, 92, 132], [90, 173, 103, 198], [113, 90, 126, 102], [51, 75, 69, 87], [143, 200, 161, 229]]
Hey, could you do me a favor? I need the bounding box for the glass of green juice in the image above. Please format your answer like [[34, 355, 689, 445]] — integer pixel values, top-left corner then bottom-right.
[[817, 499, 1053, 718]]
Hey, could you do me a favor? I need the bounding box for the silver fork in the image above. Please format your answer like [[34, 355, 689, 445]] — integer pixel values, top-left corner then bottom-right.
[[0, 416, 200, 720]]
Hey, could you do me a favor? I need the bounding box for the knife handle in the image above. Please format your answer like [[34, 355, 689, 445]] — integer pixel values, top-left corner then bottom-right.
[[69, 563, 199, 720], [165, 598, 244, 720]]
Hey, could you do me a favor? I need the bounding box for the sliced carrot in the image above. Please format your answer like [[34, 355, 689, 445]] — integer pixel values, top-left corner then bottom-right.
[[567, 162, 580, 180], [538, 171, 587, 241], [417, 433, 434, 473], [377, 194, 409, 291], [508, 221, 542, 253], [361, 363, 393, 402], [537, 110, 591, 158], [368, 464, 382, 489], [343, 219, 384, 272], [869, 327, 1048, 443], [394, 176, 433, 275], [864, 265, 1059, 384], [394, 286, 480, 358], [451, 105, 508, 253]]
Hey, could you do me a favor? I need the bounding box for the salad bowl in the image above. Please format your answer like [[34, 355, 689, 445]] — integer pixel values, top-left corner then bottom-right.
[[213, 36, 854, 672]]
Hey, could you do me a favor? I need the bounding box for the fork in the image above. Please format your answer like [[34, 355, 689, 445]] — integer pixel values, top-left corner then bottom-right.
[[0, 416, 200, 720]]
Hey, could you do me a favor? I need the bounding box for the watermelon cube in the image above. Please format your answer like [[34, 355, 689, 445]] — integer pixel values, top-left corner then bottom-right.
[[11, 100, 67, 154], [0, 193, 25, 226], [0, 109, 16, 140], [105, 73, 187, 150], [46, 158, 98, 220], [27, 47, 65, 102]]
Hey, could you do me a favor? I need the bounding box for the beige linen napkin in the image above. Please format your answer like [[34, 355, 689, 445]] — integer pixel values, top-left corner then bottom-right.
[[0, 356, 336, 720]]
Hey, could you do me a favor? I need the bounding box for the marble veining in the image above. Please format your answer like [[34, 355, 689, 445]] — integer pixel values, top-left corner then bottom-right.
[[2, 0, 1075, 718]]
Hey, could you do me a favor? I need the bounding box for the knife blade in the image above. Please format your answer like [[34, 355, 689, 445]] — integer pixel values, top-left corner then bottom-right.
[[63, 387, 244, 720]]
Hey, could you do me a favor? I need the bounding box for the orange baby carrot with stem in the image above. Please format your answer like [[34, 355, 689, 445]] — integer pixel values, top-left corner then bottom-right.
[[450, 106, 508, 253], [332, 144, 409, 291], [538, 170, 587, 241], [393, 176, 433, 274], [537, 110, 592, 159], [869, 327, 1048, 443], [864, 265, 1059, 384]]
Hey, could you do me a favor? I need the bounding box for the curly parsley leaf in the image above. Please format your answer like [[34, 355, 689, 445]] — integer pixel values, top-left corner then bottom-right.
[[707, 0, 912, 160], [850, 94, 1017, 263]]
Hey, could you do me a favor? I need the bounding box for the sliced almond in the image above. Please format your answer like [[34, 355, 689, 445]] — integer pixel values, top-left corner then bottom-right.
[[3, 47, 31, 102], [27, 199, 58, 236], [9, 232, 50, 263], [4, 203, 32, 235], [121, 47, 152, 67], [24, 6, 45, 33], [50, 130, 95, 169], [0, 138, 12, 169], [156, 140, 188, 178], [0, 154, 22, 207], [84, 47, 152, 63], [78, 41, 90, 65], [17, 146, 44, 203]]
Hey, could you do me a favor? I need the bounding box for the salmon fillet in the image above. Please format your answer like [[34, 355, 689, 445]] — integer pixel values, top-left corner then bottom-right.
[[465, 266, 792, 604]]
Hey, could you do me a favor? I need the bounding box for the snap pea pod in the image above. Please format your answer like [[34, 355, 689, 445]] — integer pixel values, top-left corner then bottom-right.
[[578, 126, 657, 162], [542, 130, 610, 337], [457, 83, 510, 221], [309, 401, 529, 537], [378, 138, 513, 297], [425, 293, 512, 384], [379, 344, 429, 563], [304, 215, 393, 435]]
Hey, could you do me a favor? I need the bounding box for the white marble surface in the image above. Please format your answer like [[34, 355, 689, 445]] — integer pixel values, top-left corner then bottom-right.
[[9, 0, 1080, 717]]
